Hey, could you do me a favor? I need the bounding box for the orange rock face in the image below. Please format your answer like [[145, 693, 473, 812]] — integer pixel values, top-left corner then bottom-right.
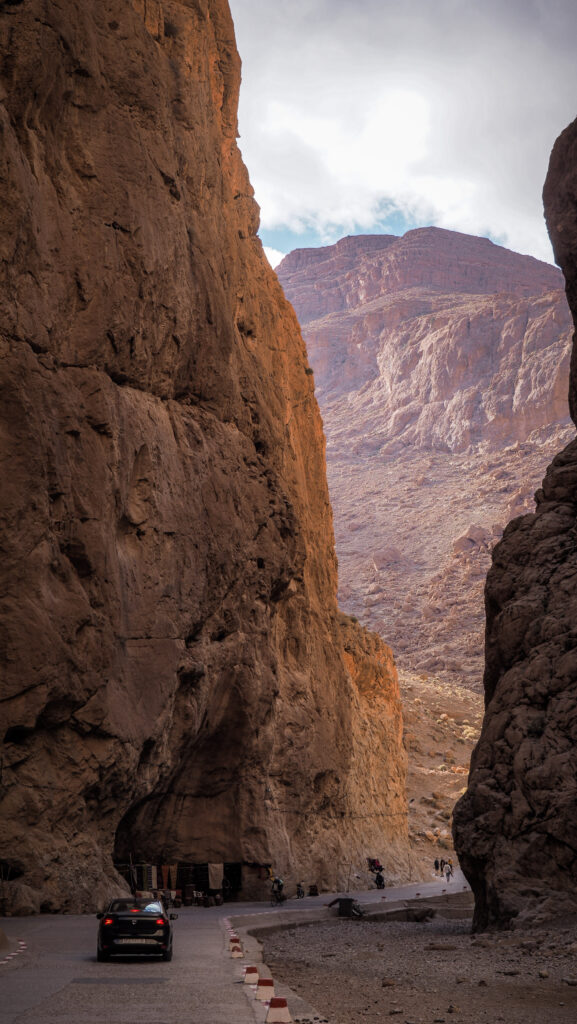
[[278, 229, 573, 688], [0, 0, 406, 913], [453, 119, 577, 929]]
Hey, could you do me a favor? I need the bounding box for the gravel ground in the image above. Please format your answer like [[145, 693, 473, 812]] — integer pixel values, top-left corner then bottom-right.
[[261, 913, 577, 1024]]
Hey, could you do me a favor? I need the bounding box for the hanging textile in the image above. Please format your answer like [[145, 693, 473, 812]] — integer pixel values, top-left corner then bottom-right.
[[208, 862, 223, 890]]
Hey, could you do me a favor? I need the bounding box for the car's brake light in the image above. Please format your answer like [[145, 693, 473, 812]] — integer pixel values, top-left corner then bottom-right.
[[155, 918, 165, 926], [130, 908, 140, 913], [103, 917, 114, 926]]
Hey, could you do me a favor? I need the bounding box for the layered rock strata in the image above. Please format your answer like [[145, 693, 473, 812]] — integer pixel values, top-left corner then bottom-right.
[[453, 117, 577, 929], [0, 0, 407, 914], [278, 230, 574, 688]]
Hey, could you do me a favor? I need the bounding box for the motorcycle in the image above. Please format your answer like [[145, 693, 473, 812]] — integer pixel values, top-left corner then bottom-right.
[[375, 872, 385, 890]]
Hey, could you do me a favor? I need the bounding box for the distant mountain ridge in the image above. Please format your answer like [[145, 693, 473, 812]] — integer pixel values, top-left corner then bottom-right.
[[280, 227, 563, 325], [279, 227, 570, 455], [278, 228, 574, 688]]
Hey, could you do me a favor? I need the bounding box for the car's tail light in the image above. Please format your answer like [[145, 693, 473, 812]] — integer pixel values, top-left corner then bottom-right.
[[103, 917, 114, 926], [155, 918, 165, 926]]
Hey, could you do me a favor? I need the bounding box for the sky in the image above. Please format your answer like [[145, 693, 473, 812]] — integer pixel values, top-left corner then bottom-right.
[[228, 0, 577, 268]]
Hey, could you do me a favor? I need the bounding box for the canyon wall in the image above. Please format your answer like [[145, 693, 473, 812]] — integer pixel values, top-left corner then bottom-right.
[[453, 118, 577, 929], [278, 230, 574, 688], [0, 0, 407, 914]]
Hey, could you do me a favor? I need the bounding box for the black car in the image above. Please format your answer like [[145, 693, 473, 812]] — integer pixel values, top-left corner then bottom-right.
[[96, 898, 176, 961]]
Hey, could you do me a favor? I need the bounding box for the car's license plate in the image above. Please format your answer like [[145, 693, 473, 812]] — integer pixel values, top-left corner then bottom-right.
[[116, 938, 157, 944]]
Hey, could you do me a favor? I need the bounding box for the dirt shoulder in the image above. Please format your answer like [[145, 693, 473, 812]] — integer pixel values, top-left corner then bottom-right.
[[260, 906, 577, 1024]]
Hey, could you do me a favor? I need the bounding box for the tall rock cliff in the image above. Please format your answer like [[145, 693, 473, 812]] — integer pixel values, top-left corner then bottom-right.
[[278, 230, 574, 688], [0, 0, 407, 914], [453, 119, 577, 929]]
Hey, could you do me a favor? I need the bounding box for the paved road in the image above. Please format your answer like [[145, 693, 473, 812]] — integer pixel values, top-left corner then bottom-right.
[[0, 904, 256, 1024], [0, 873, 470, 1024]]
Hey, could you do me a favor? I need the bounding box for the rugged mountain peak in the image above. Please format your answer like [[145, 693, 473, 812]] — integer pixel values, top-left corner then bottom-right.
[[279, 229, 570, 456], [279, 233, 398, 277], [279, 227, 564, 328], [278, 229, 573, 690]]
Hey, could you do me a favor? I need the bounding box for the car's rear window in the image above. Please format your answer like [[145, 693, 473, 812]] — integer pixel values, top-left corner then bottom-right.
[[108, 899, 164, 914]]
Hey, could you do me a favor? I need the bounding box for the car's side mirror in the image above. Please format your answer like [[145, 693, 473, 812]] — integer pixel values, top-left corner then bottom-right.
[[170, 913, 178, 920], [96, 912, 103, 919]]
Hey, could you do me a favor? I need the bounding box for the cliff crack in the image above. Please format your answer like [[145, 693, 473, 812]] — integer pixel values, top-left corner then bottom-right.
[[104, 221, 131, 234]]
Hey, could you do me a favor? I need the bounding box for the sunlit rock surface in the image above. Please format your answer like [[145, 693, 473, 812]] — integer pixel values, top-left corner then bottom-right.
[[278, 229, 573, 688], [454, 118, 577, 929], [0, 0, 407, 914]]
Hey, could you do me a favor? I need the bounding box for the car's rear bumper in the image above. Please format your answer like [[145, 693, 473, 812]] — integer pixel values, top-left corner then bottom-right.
[[99, 936, 171, 955]]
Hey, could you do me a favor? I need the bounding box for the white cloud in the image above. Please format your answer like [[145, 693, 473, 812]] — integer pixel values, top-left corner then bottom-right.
[[263, 246, 286, 268], [230, 0, 577, 263]]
